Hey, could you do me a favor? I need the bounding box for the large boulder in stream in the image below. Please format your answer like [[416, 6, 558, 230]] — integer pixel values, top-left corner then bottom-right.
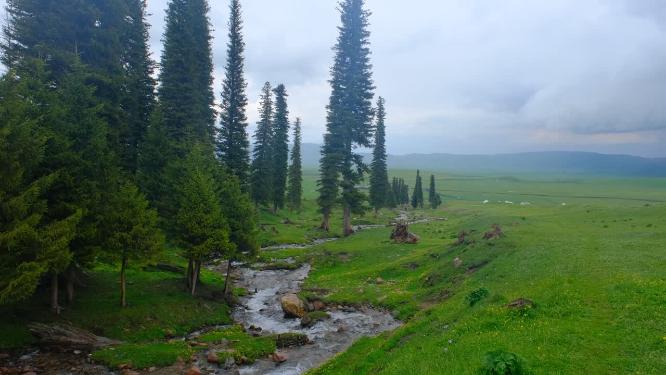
[[280, 293, 306, 318]]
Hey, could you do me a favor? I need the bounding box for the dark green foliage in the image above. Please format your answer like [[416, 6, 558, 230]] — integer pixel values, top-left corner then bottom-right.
[[385, 180, 397, 208], [391, 178, 410, 206], [214, 165, 259, 258], [158, 0, 216, 155], [411, 170, 424, 208], [49, 63, 120, 275], [401, 182, 410, 205], [0, 70, 81, 304], [428, 174, 442, 209], [316, 135, 342, 231], [174, 147, 233, 295], [120, 0, 156, 174], [4, 0, 154, 176], [480, 350, 530, 375], [287, 118, 304, 211], [369, 97, 389, 212], [250, 82, 274, 206], [467, 287, 489, 307], [137, 107, 172, 214], [102, 182, 163, 307], [217, 0, 250, 186], [148, 0, 217, 231], [318, 0, 375, 234], [271, 84, 290, 212]]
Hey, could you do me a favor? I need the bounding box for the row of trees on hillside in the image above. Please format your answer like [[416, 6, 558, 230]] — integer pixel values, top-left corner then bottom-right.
[[0, 0, 269, 311], [250, 83, 302, 212]]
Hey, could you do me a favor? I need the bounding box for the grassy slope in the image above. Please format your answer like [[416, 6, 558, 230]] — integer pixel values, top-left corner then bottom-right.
[[268, 171, 666, 374], [0, 256, 232, 350], [2, 170, 664, 374]]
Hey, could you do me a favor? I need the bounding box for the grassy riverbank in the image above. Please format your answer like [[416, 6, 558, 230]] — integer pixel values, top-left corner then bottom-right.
[[268, 172, 666, 374]]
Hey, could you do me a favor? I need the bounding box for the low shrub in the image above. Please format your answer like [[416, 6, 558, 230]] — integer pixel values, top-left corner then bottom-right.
[[480, 350, 529, 375], [466, 288, 489, 307]]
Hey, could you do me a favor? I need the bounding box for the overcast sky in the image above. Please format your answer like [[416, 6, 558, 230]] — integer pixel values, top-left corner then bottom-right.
[[2, 0, 665, 157]]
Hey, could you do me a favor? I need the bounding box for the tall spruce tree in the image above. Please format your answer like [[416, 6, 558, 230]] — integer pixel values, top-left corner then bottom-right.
[[217, 0, 250, 186], [318, 0, 375, 235], [369, 97, 389, 213], [120, 0, 156, 174], [411, 170, 424, 209], [250, 82, 274, 206], [158, 0, 216, 155], [428, 174, 442, 209], [271, 84, 290, 212], [149, 0, 216, 227], [287, 118, 304, 211], [401, 181, 410, 206]]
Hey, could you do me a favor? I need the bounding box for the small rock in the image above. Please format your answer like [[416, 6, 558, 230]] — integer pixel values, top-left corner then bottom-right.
[[186, 366, 202, 375], [507, 298, 536, 309], [148, 367, 157, 373], [73, 350, 82, 355], [271, 352, 288, 363], [337, 325, 347, 333], [224, 356, 236, 369], [207, 351, 219, 364], [121, 370, 139, 375], [118, 364, 132, 370], [312, 301, 326, 311], [453, 257, 463, 268], [18, 355, 31, 361], [376, 277, 385, 284], [300, 315, 313, 328]]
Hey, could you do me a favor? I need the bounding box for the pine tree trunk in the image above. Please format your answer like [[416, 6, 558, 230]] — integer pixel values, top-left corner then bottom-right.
[[51, 273, 60, 315], [186, 258, 193, 288], [343, 205, 354, 237], [120, 257, 128, 308], [320, 211, 330, 232], [190, 261, 200, 296], [66, 267, 75, 303], [223, 259, 233, 298]]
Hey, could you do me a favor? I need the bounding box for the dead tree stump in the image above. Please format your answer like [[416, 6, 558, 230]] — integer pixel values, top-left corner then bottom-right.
[[390, 222, 419, 244]]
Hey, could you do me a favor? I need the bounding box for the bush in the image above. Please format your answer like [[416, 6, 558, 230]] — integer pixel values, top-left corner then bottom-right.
[[466, 288, 489, 307], [480, 350, 529, 375]]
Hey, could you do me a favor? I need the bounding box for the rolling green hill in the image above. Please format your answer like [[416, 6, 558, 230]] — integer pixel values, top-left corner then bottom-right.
[[301, 143, 666, 177]]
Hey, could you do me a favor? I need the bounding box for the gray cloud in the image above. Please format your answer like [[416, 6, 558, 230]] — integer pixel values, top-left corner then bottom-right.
[[2, 0, 665, 156]]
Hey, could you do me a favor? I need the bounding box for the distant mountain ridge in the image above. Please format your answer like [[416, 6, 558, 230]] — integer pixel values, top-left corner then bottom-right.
[[300, 143, 666, 177]]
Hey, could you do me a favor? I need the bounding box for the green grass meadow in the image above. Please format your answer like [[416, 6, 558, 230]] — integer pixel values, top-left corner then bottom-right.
[[1, 169, 664, 374]]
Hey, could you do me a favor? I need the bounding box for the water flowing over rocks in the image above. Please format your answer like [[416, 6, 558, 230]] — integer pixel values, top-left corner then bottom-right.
[[218, 264, 400, 375]]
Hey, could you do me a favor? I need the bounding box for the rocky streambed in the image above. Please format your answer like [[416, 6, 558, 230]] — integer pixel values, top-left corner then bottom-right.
[[227, 264, 399, 375]]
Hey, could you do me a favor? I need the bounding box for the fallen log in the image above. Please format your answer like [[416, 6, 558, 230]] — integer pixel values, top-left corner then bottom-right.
[[28, 323, 121, 350]]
